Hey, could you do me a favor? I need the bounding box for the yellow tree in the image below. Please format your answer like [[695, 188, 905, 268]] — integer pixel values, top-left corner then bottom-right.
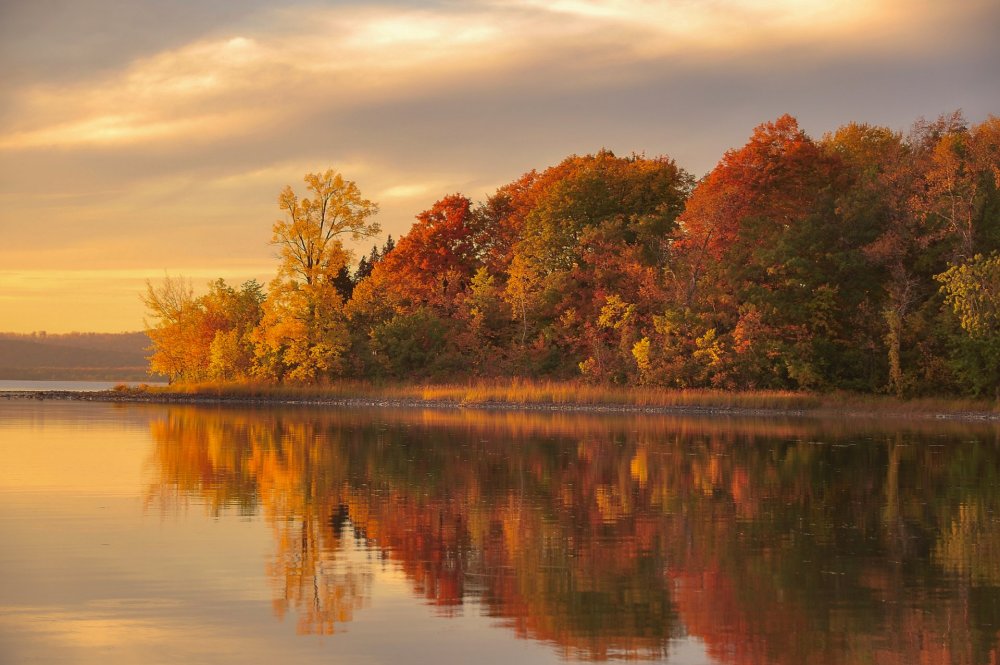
[[255, 170, 380, 383], [253, 279, 352, 383], [143, 277, 264, 383], [142, 275, 201, 382], [272, 169, 380, 285]]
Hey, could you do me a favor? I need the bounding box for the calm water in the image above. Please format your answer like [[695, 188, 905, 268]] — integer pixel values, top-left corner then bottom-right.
[[0, 379, 168, 392], [2, 400, 1000, 664]]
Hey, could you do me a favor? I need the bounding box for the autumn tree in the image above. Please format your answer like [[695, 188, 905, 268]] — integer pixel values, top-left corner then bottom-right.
[[143, 276, 264, 383], [459, 267, 513, 374], [822, 122, 913, 393], [345, 196, 478, 375], [936, 252, 1000, 396], [271, 170, 379, 285], [503, 151, 691, 377], [669, 115, 874, 389], [254, 170, 379, 383], [142, 275, 201, 382], [204, 279, 265, 381], [374, 194, 478, 312]]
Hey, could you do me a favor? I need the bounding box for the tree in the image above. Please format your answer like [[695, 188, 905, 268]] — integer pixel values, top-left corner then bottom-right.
[[676, 114, 831, 307], [823, 122, 911, 393], [674, 115, 844, 388], [374, 195, 478, 312], [252, 279, 350, 383], [504, 151, 692, 378], [272, 170, 380, 285], [518, 150, 690, 276], [459, 267, 512, 374], [142, 275, 200, 382], [143, 276, 264, 383], [369, 308, 453, 379], [204, 279, 265, 381], [255, 170, 379, 383], [936, 252, 1000, 396], [503, 253, 543, 348]]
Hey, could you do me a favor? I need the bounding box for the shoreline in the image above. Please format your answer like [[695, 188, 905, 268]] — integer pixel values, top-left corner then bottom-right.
[[3, 389, 999, 423]]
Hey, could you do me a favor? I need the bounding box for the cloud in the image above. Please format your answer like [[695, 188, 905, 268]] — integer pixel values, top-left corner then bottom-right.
[[0, 0, 996, 331], [0, 0, 900, 152]]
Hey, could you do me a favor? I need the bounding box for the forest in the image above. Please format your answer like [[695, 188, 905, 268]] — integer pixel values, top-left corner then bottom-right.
[[143, 111, 1000, 397]]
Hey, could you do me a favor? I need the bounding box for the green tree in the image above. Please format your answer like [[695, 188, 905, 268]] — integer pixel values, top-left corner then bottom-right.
[[370, 308, 453, 379]]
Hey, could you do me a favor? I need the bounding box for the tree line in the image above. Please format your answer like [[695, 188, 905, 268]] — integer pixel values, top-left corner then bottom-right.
[[144, 111, 1000, 395]]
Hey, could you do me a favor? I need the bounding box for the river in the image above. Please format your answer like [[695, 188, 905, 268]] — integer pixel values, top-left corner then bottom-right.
[[1, 398, 999, 664]]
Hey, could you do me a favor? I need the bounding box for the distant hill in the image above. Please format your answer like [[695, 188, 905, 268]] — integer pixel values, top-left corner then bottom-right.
[[0, 332, 162, 381]]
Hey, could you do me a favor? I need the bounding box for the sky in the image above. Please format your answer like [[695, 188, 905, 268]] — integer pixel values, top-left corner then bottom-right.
[[0, 0, 997, 333]]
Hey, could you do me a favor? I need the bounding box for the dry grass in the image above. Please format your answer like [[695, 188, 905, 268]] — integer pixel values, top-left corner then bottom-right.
[[134, 377, 1000, 419], [128, 378, 1000, 416], [808, 390, 1000, 416], [413, 380, 821, 410]]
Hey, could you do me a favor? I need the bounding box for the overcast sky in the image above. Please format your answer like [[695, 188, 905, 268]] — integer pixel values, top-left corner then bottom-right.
[[1, 0, 997, 333]]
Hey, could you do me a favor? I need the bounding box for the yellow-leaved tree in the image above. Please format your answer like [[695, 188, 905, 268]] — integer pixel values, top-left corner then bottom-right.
[[253, 170, 379, 383], [143, 276, 264, 383]]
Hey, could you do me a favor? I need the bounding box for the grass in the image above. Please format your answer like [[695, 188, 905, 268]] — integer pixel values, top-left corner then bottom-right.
[[127, 378, 1000, 416]]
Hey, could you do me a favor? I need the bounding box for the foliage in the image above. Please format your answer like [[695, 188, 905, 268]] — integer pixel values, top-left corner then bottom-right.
[[142, 114, 1000, 396], [256, 170, 380, 384], [252, 278, 349, 383], [143, 276, 263, 383], [936, 252, 1000, 395], [272, 170, 379, 285], [369, 308, 455, 379]]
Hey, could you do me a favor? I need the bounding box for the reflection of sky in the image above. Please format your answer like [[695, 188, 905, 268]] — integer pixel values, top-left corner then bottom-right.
[[0, 0, 997, 332], [0, 401, 151, 492]]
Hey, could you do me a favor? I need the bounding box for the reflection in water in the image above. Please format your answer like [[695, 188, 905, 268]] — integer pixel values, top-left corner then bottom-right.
[[147, 407, 1000, 663]]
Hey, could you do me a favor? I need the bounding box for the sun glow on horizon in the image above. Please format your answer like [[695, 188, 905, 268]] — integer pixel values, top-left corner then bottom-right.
[[0, 269, 275, 334]]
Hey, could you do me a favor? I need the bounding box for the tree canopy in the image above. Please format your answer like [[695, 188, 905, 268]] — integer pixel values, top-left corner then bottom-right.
[[144, 112, 1000, 394]]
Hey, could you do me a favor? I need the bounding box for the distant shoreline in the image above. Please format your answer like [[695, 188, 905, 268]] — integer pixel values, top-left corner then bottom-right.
[[3, 388, 999, 424]]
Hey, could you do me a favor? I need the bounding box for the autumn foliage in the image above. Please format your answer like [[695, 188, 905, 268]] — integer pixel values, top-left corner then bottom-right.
[[145, 112, 1000, 396]]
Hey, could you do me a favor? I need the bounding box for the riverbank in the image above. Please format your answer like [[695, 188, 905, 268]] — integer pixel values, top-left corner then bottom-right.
[[2, 382, 999, 422]]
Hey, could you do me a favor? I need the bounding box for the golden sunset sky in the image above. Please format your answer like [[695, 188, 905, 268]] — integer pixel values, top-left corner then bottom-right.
[[1, 0, 997, 333]]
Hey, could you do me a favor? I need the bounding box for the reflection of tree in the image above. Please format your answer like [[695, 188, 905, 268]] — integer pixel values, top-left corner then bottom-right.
[[268, 510, 371, 635], [933, 442, 1000, 588], [147, 412, 371, 635], [148, 406, 1000, 662], [145, 410, 261, 515]]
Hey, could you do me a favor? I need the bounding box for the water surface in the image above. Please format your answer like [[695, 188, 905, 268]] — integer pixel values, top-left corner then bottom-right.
[[2, 400, 1000, 664], [0, 379, 167, 392]]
